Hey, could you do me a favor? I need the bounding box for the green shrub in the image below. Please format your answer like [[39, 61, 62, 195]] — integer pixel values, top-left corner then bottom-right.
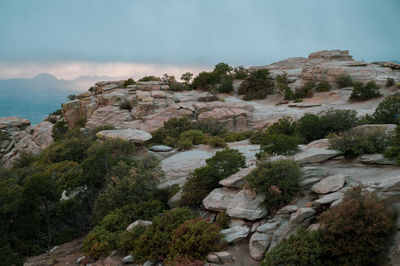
[[221, 131, 253, 142], [263, 228, 324, 266], [123, 78, 136, 87], [368, 94, 400, 124], [83, 226, 115, 260], [218, 75, 234, 93], [384, 125, 400, 160], [164, 256, 204, 266], [294, 81, 315, 99], [207, 136, 227, 148], [320, 186, 393, 265], [115, 227, 146, 255], [215, 211, 230, 229], [315, 81, 331, 92], [40, 137, 91, 163], [192, 63, 232, 92], [329, 127, 390, 158], [168, 218, 223, 260], [0, 245, 23, 266], [238, 69, 275, 100], [259, 134, 301, 156], [295, 109, 359, 143], [233, 66, 249, 79], [275, 73, 289, 94], [247, 159, 302, 211], [139, 76, 160, 82], [194, 118, 227, 136], [180, 148, 245, 207], [92, 158, 160, 221], [350, 81, 381, 101], [178, 130, 205, 150], [151, 118, 194, 147], [268, 116, 297, 136], [284, 87, 295, 100], [132, 207, 195, 263], [386, 77, 395, 87], [335, 73, 353, 88], [51, 120, 69, 141]]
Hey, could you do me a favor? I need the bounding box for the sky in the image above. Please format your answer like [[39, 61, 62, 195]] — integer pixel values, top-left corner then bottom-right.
[[0, 0, 399, 80]]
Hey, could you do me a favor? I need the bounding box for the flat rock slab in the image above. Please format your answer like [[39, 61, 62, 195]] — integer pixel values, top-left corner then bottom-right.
[[294, 147, 341, 164], [354, 154, 398, 165], [226, 190, 268, 221], [311, 174, 346, 194], [148, 145, 173, 152], [160, 149, 214, 188], [203, 187, 239, 211], [96, 128, 152, 143], [313, 191, 344, 207], [219, 166, 255, 188]]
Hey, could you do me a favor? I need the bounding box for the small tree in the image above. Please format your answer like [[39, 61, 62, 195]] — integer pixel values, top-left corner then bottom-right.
[[181, 72, 193, 84]]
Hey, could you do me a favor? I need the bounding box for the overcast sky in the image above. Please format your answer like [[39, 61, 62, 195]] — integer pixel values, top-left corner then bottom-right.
[[0, 0, 399, 79]]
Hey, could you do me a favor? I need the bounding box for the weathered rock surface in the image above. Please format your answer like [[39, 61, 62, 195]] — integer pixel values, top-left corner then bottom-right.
[[96, 128, 152, 143], [221, 225, 250, 243], [219, 166, 255, 188], [203, 187, 239, 212], [311, 175, 346, 194], [226, 190, 268, 220], [148, 145, 173, 152], [249, 232, 271, 260]]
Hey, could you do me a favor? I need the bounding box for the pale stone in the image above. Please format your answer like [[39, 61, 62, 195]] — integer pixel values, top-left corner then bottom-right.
[[311, 175, 346, 194], [226, 190, 268, 220], [96, 128, 152, 143], [203, 188, 238, 212]]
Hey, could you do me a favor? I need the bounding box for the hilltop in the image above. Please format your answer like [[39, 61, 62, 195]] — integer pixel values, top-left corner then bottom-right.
[[1, 49, 400, 265]]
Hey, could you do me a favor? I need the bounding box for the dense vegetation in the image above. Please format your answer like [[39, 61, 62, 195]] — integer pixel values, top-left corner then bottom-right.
[[238, 69, 275, 100], [247, 159, 303, 211], [350, 81, 381, 101], [0, 125, 171, 264]]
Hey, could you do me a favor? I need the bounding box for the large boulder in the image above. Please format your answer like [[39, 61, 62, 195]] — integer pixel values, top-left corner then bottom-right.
[[96, 128, 152, 143], [226, 190, 268, 221], [202, 187, 239, 212], [160, 149, 214, 188], [220, 225, 250, 243], [86, 106, 132, 129], [249, 232, 271, 261], [311, 174, 346, 194]]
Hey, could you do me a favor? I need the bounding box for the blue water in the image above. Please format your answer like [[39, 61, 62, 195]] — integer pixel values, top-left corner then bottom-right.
[[0, 89, 71, 125]]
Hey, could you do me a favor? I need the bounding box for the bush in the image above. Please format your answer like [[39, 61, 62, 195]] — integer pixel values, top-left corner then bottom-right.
[[247, 159, 302, 211], [215, 211, 230, 229], [350, 81, 381, 101], [294, 81, 315, 99], [319, 186, 393, 265], [238, 69, 275, 100], [180, 148, 245, 207], [386, 77, 395, 87], [275, 73, 289, 93], [51, 120, 69, 141], [315, 81, 331, 92], [115, 227, 146, 255], [164, 256, 204, 266], [168, 218, 223, 260], [178, 130, 205, 150], [151, 118, 193, 147], [221, 131, 253, 142], [295, 109, 359, 143], [284, 87, 295, 100], [132, 207, 195, 263], [207, 136, 227, 148], [233, 66, 249, 79], [218, 75, 234, 93], [368, 94, 400, 124], [83, 226, 115, 260], [92, 158, 160, 221], [329, 127, 390, 158], [0, 245, 23, 266], [335, 73, 353, 88], [263, 228, 324, 266], [123, 78, 135, 87], [139, 76, 160, 82], [258, 134, 301, 156]]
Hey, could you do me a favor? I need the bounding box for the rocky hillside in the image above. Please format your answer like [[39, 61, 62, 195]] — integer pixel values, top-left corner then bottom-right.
[[2, 49, 400, 265]]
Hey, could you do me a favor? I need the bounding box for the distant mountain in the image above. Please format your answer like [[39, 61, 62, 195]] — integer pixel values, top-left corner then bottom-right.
[[0, 73, 123, 124]]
